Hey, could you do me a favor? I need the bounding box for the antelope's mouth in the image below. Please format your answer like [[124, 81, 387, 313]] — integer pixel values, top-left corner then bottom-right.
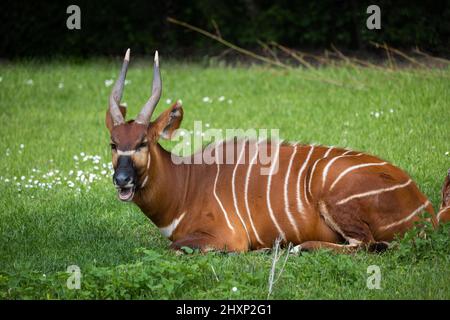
[[117, 186, 136, 202]]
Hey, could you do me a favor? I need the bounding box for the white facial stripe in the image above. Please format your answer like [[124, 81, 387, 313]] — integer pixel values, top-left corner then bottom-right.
[[159, 212, 186, 238], [141, 175, 148, 188], [117, 150, 136, 156]]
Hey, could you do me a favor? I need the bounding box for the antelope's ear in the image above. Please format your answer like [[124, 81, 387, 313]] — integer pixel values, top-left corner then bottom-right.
[[150, 101, 183, 140], [106, 105, 127, 132]]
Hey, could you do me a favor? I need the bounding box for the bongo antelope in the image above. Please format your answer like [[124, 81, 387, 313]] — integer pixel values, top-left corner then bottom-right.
[[105, 49, 449, 253]]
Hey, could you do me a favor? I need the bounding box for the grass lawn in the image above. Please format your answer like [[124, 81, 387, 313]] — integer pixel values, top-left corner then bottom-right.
[[0, 59, 449, 299]]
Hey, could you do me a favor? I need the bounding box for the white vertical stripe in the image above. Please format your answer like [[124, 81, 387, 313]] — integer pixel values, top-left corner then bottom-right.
[[266, 142, 286, 241], [232, 139, 251, 244], [244, 140, 265, 246], [322, 152, 363, 188], [213, 142, 235, 232], [337, 179, 412, 205], [330, 161, 388, 191], [307, 158, 321, 200], [437, 206, 449, 221], [296, 145, 314, 214], [284, 144, 301, 239], [380, 201, 430, 231], [146, 155, 151, 169], [323, 146, 334, 158]]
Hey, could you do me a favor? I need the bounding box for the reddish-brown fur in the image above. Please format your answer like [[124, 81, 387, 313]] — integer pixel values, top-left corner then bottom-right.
[[106, 50, 447, 253]]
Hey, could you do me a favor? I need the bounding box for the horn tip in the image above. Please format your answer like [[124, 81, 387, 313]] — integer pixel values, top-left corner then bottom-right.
[[154, 50, 159, 67], [125, 48, 130, 61]]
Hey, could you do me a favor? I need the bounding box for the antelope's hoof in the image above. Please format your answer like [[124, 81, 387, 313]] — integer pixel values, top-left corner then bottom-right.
[[367, 241, 390, 253]]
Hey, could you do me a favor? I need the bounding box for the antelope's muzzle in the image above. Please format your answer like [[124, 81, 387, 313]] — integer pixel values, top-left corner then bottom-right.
[[113, 156, 137, 201]]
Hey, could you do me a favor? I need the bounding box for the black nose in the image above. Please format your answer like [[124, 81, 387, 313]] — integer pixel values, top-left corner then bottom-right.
[[114, 171, 132, 187]]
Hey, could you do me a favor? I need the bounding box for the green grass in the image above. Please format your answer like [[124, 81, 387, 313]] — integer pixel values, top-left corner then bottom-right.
[[0, 59, 449, 299]]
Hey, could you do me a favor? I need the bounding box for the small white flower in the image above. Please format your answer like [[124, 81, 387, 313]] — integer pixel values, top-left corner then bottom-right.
[[232, 287, 238, 292], [374, 112, 380, 118], [4, 178, 10, 183], [166, 99, 172, 104], [68, 181, 75, 188], [101, 170, 107, 175], [125, 80, 131, 85], [73, 155, 79, 161], [218, 96, 225, 102], [179, 131, 185, 136], [105, 79, 114, 87], [19, 144, 25, 149], [25, 79, 34, 85], [205, 123, 210, 128], [80, 152, 85, 157], [389, 108, 394, 113], [202, 96, 212, 103], [58, 82, 64, 89], [21, 176, 25, 180], [445, 151, 449, 156], [0, 76, 2, 82], [227, 99, 233, 104]]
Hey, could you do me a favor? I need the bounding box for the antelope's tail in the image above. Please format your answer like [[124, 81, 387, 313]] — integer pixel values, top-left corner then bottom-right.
[[436, 169, 450, 224]]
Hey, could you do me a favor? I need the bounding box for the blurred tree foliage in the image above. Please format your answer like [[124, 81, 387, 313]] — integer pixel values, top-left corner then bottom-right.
[[1, 0, 448, 58]]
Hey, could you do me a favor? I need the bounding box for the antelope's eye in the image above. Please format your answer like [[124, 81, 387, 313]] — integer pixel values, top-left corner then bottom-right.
[[110, 143, 117, 150], [137, 142, 147, 150]]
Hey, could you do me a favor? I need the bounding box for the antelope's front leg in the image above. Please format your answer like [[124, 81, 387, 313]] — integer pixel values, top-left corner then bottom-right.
[[170, 232, 244, 253]]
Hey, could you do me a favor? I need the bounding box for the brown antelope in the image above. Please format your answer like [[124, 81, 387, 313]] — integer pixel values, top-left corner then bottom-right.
[[105, 49, 449, 253]]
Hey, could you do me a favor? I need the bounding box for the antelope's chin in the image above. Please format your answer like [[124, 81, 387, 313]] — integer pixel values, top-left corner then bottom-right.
[[117, 187, 135, 202]]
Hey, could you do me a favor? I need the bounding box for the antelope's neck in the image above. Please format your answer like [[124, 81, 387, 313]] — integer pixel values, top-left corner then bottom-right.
[[133, 144, 189, 228]]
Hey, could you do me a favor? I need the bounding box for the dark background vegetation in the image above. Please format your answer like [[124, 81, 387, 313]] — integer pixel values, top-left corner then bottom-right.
[[1, 0, 449, 58]]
